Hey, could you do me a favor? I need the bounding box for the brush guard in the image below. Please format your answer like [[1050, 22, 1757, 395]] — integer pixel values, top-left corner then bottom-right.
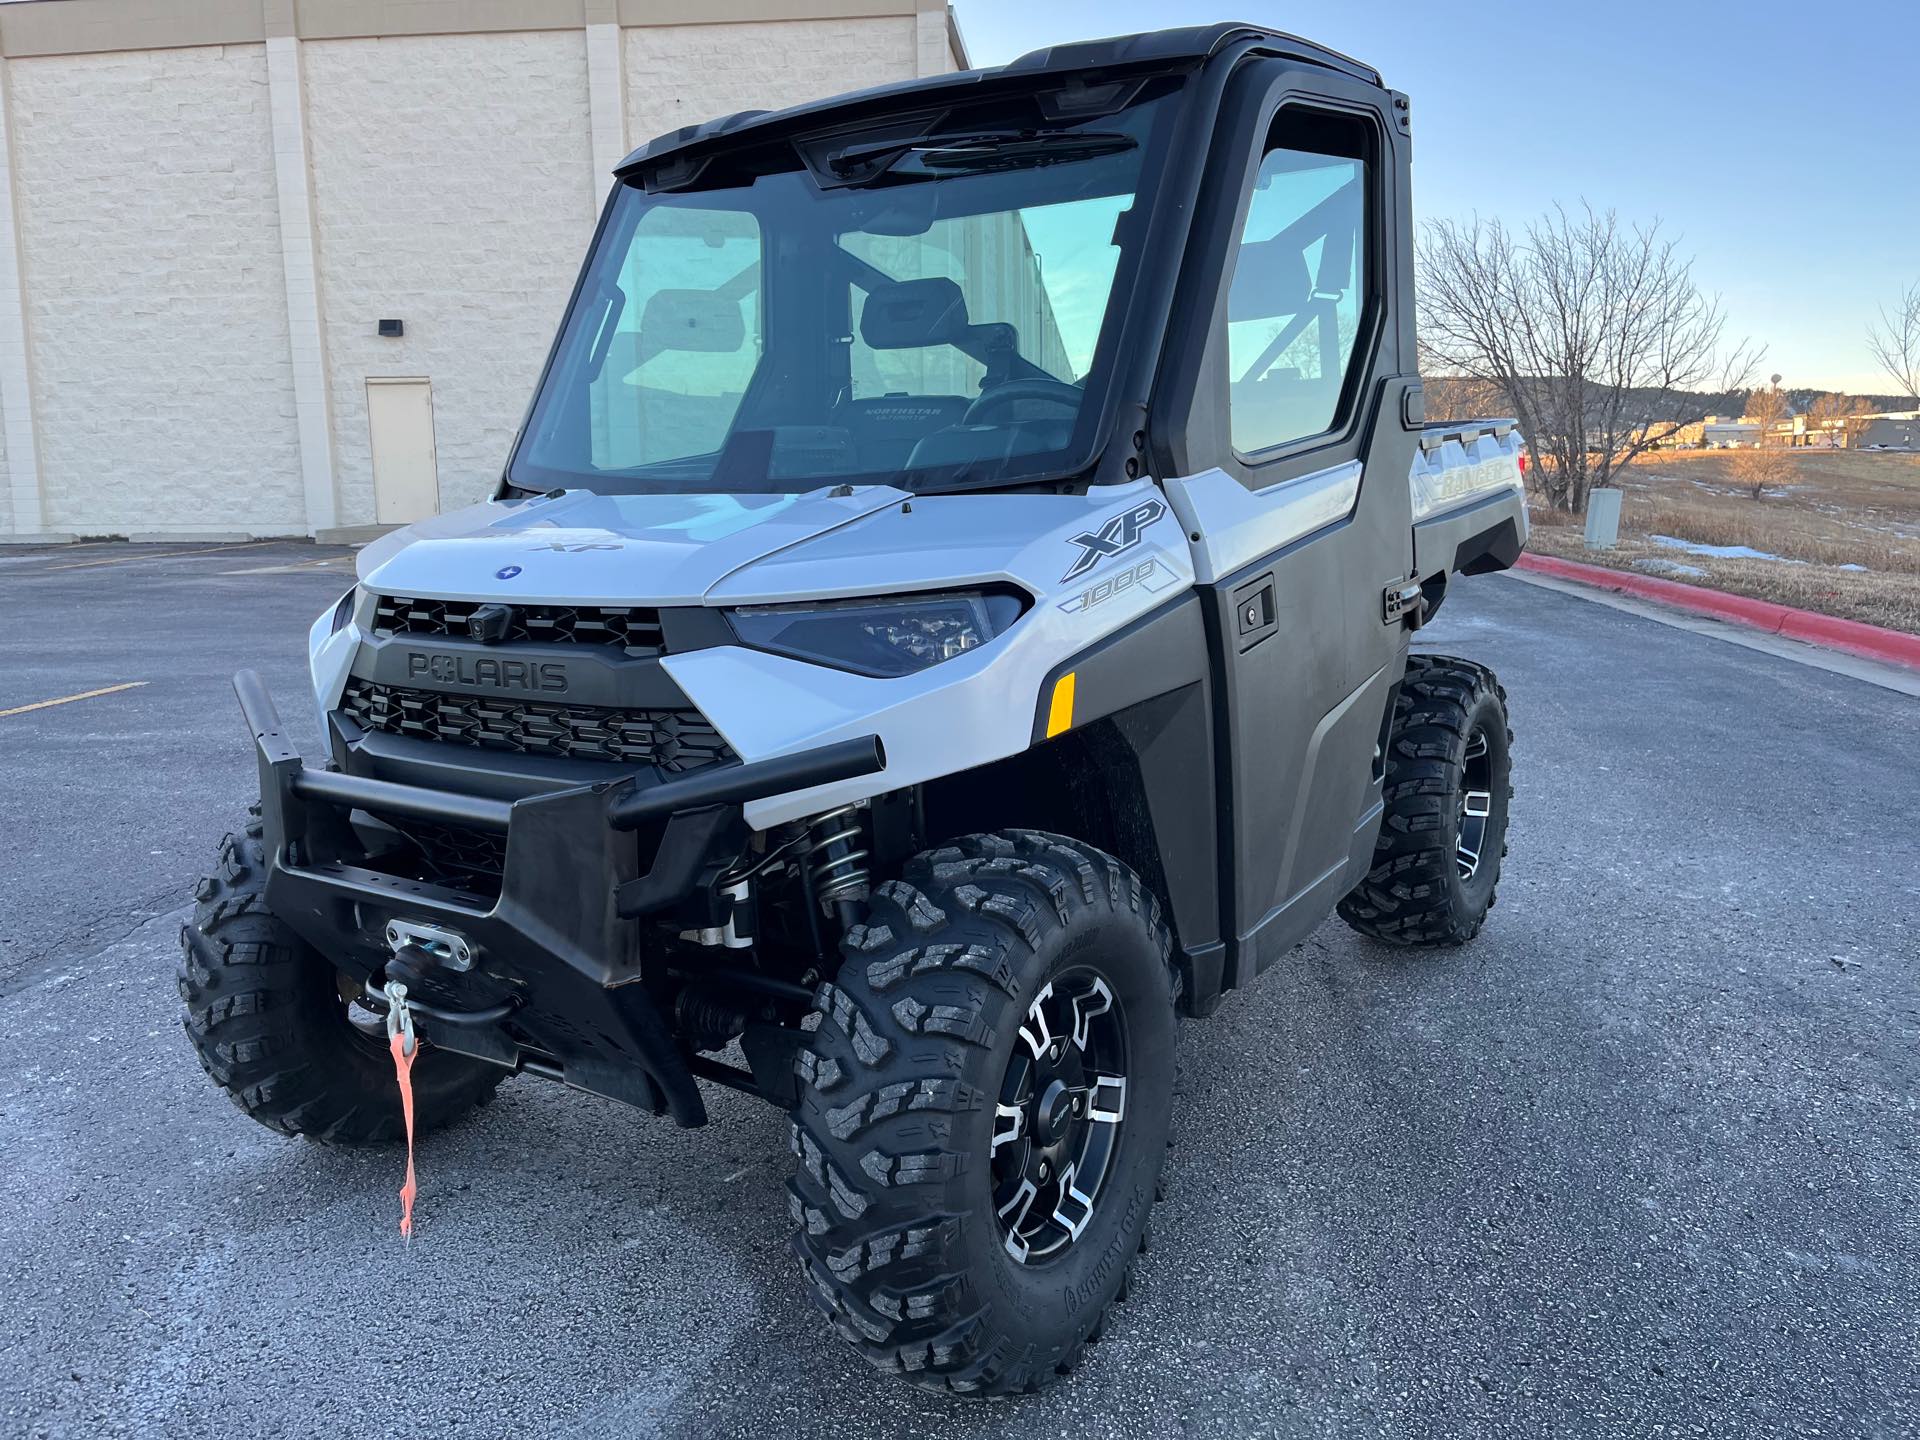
[[233, 669, 883, 1124]]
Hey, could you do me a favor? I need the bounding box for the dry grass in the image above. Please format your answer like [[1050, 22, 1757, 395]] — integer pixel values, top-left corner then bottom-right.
[[1526, 449, 1920, 634]]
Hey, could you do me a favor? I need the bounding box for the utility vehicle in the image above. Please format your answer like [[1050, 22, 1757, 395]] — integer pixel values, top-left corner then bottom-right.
[[181, 23, 1525, 1395]]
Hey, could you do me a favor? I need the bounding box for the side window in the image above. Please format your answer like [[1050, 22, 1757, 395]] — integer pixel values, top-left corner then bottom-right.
[[590, 206, 762, 469], [1225, 110, 1370, 458]]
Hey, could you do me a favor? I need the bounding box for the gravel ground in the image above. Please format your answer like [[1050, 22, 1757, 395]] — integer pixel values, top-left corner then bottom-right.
[[1, 543, 1915, 1438]]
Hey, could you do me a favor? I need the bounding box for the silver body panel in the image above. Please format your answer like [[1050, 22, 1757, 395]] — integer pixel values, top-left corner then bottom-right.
[[1161, 460, 1362, 584], [1410, 423, 1526, 522], [314, 480, 1195, 829], [309, 436, 1521, 831]]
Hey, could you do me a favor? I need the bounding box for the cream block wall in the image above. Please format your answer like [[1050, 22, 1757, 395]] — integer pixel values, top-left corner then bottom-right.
[[303, 30, 595, 524], [10, 44, 304, 535], [624, 18, 919, 143], [0, 375, 11, 532], [0, 6, 960, 539]]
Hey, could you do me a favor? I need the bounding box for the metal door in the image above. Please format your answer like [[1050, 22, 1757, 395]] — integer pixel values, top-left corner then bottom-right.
[[1154, 60, 1420, 990], [368, 377, 441, 524]]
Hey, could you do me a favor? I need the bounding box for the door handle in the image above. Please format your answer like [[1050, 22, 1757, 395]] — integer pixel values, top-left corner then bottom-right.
[[1232, 575, 1277, 651]]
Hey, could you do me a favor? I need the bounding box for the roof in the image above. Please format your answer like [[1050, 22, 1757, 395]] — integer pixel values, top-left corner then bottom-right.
[[616, 22, 1380, 178]]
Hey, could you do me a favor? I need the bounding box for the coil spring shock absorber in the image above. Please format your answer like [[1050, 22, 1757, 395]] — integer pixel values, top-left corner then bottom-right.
[[802, 803, 870, 931]]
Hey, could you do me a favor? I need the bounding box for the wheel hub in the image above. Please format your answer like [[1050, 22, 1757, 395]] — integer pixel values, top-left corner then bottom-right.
[[1458, 725, 1494, 882], [1035, 1077, 1076, 1145], [990, 970, 1129, 1264]]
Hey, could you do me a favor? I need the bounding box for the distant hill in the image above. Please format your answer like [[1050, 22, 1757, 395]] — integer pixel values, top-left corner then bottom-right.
[[1424, 375, 1916, 425]]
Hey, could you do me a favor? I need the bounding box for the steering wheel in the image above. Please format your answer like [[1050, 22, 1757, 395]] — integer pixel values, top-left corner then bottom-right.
[[962, 378, 1084, 426]]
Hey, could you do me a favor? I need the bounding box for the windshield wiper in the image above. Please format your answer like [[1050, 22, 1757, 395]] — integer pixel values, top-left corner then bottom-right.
[[826, 130, 1134, 183], [916, 132, 1134, 173]]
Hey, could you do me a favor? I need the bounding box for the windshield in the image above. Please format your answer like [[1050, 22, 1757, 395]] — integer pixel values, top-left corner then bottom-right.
[[509, 88, 1173, 496]]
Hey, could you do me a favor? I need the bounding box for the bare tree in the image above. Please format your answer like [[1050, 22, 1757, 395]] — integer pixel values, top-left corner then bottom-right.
[[1866, 281, 1920, 401], [1732, 381, 1792, 499], [1418, 204, 1757, 513], [1421, 374, 1508, 423], [1805, 390, 1866, 424], [1804, 389, 1866, 446], [1742, 381, 1790, 432]]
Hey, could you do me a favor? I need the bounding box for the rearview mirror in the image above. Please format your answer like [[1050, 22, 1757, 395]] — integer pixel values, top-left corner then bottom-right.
[[639, 288, 746, 358], [1227, 238, 1311, 322]]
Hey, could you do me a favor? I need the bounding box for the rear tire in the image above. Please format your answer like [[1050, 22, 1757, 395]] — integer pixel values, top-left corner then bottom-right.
[[178, 811, 505, 1142], [788, 830, 1179, 1395], [1338, 654, 1513, 946]]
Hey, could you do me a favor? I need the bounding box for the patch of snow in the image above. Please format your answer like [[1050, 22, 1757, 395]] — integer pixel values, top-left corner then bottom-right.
[[1634, 557, 1708, 578], [1837, 563, 1869, 572], [1649, 534, 1799, 563]]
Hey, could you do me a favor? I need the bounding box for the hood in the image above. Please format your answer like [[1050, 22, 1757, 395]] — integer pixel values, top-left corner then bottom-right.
[[356, 486, 910, 605]]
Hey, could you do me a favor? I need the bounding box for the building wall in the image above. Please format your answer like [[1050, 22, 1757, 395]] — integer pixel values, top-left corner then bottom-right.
[[304, 30, 597, 522], [0, 364, 11, 532], [624, 17, 917, 142], [0, 0, 963, 540], [9, 43, 304, 536], [1852, 416, 1920, 450]]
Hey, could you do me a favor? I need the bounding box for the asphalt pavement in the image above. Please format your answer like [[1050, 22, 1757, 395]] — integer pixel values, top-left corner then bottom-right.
[[1, 542, 1916, 1438]]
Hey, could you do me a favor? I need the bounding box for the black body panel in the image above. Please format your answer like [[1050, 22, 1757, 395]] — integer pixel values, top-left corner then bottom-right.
[[348, 629, 699, 711], [1028, 594, 1223, 1003], [617, 25, 1378, 182], [1413, 487, 1528, 581]]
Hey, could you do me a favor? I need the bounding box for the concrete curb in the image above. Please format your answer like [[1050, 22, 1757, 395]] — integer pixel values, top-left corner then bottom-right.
[[1514, 553, 1920, 672]]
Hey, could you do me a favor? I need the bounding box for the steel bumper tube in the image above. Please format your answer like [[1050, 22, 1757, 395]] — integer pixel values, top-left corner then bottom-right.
[[229, 669, 884, 1123]]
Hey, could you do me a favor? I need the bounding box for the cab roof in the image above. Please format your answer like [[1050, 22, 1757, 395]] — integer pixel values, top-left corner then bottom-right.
[[615, 22, 1380, 180]]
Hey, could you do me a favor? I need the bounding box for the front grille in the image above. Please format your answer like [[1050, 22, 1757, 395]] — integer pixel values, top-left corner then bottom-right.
[[372, 594, 664, 652], [340, 678, 734, 771], [393, 818, 508, 889]]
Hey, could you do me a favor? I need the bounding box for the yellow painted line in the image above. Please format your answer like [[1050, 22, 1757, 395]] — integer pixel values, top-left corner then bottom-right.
[[1045, 671, 1076, 738], [0, 681, 148, 718], [222, 558, 354, 575], [46, 541, 274, 571]]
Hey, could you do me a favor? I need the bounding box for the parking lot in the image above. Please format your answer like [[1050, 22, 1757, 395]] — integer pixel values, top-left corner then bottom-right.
[[2, 542, 1916, 1438]]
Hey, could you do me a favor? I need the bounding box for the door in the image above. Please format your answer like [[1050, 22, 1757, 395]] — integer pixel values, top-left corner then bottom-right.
[[1156, 67, 1419, 989], [367, 378, 440, 524]]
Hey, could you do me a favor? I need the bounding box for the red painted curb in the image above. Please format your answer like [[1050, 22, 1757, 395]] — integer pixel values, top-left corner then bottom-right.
[[1513, 552, 1920, 672]]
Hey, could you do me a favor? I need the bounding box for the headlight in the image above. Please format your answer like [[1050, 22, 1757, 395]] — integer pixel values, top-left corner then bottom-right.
[[727, 590, 1025, 678], [328, 586, 358, 634]]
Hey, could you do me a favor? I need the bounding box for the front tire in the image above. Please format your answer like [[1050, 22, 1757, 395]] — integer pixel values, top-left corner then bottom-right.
[[178, 812, 504, 1142], [1339, 654, 1514, 946], [789, 831, 1179, 1395]]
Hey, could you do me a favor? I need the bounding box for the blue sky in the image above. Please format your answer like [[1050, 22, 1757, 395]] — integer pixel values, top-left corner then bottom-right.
[[951, 0, 1919, 393]]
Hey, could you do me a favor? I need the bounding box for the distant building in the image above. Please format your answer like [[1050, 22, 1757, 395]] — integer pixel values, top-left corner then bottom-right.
[[1642, 418, 1707, 448], [1847, 412, 1920, 450], [1703, 417, 1761, 448]]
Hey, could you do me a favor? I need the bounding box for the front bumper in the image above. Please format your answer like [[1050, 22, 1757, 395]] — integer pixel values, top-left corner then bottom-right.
[[233, 669, 882, 1123]]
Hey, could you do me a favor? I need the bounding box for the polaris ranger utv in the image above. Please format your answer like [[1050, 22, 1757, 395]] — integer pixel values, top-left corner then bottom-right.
[[181, 23, 1525, 1394]]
